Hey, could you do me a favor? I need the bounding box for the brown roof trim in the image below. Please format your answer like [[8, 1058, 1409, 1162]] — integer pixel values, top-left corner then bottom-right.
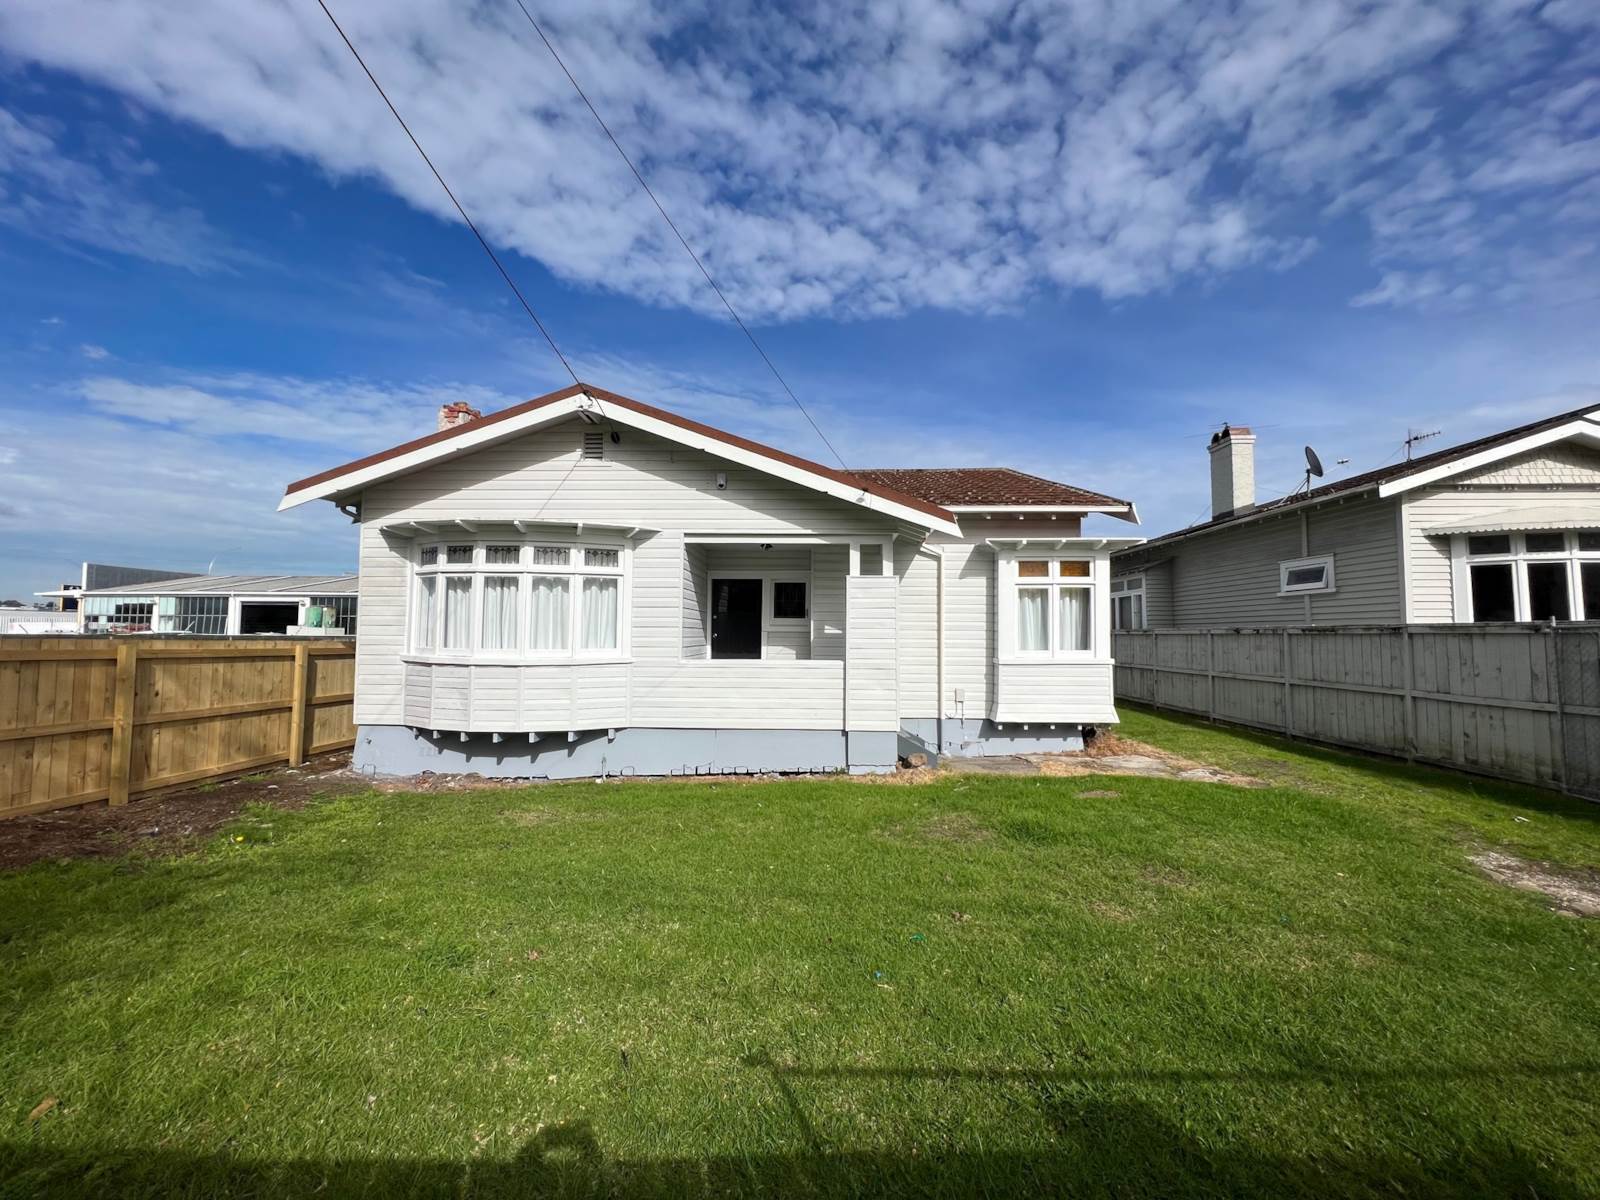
[[283, 382, 956, 524]]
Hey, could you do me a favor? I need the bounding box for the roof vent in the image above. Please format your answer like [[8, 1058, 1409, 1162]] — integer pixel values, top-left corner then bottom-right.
[[582, 430, 605, 460]]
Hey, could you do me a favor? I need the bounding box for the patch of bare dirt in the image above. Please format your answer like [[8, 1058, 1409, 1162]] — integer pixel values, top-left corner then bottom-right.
[[1470, 850, 1600, 917], [1033, 737, 1265, 787], [0, 753, 366, 871]]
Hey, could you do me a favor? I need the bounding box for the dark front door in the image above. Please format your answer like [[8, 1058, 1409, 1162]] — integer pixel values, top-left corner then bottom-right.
[[710, 578, 762, 659]]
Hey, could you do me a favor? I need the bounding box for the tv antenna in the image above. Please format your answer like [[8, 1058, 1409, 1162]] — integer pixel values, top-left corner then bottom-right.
[[1404, 428, 1442, 460]]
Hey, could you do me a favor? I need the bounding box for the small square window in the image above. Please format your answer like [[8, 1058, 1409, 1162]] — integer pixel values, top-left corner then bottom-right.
[[532, 545, 570, 567], [773, 581, 808, 620], [446, 544, 474, 564], [419, 546, 438, 566], [1524, 532, 1567, 554], [1017, 560, 1049, 578], [1468, 534, 1512, 556], [485, 544, 520, 564], [1058, 560, 1090, 578], [585, 548, 620, 569], [1579, 532, 1600, 552]]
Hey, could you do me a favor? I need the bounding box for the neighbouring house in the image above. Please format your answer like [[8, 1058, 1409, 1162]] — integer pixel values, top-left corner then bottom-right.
[[278, 384, 1142, 777], [63, 574, 358, 635], [1110, 403, 1600, 629]]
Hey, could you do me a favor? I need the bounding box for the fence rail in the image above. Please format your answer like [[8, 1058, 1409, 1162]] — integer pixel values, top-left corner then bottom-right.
[[0, 635, 356, 819], [1114, 624, 1600, 799]]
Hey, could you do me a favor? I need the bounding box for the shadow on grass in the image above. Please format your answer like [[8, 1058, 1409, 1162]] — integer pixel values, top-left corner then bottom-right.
[[9, 1056, 1599, 1199], [1123, 703, 1600, 825], [2, 1109, 1585, 1200]]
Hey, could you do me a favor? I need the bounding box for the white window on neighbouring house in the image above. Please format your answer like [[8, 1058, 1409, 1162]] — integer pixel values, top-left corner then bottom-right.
[[1110, 574, 1146, 631], [1462, 531, 1600, 621], [1279, 555, 1335, 595], [411, 537, 627, 658]]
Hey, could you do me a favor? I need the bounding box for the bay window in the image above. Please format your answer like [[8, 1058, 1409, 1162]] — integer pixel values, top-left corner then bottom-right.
[[411, 537, 627, 658], [1461, 531, 1600, 621], [1005, 556, 1096, 658]]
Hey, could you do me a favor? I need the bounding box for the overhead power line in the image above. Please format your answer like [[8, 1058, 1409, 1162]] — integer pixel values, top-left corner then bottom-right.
[[314, 0, 580, 387], [506, 1, 849, 471]]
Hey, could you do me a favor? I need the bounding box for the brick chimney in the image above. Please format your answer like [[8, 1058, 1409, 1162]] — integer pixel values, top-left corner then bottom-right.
[[437, 402, 482, 432], [1208, 424, 1256, 518]]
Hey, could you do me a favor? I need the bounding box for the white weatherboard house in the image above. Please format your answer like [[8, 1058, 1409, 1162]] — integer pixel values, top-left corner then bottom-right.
[[280, 384, 1142, 777]]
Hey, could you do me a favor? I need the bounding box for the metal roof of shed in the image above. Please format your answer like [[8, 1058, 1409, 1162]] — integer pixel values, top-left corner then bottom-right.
[[81, 574, 358, 597]]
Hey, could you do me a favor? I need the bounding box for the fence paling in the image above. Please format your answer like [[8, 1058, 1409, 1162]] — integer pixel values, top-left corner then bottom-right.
[[0, 635, 357, 819], [1114, 624, 1600, 800]]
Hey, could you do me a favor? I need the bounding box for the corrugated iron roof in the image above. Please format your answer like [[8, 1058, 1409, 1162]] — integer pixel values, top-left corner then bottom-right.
[[82, 574, 358, 597]]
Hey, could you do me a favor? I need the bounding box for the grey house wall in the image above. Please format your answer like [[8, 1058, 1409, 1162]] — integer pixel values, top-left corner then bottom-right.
[[1113, 494, 1403, 628]]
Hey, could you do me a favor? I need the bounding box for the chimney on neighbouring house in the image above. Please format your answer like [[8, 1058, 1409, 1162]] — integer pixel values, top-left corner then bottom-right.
[[437, 401, 482, 432], [1208, 424, 1256, 519]]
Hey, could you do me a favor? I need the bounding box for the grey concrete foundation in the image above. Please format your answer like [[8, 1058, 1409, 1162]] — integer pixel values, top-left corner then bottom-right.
[[900, 717, 1089, 759], [355, 725, 871, 780]]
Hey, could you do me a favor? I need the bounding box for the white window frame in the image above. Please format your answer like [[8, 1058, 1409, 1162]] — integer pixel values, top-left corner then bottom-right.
[[1110, 574, 1146, 631], [995, 550, 1104, 662], [1456, 531, 1600, 621], [1278, 555, 1335, 595], [408, 536, 631, 663], [764, 574, 811, 630]]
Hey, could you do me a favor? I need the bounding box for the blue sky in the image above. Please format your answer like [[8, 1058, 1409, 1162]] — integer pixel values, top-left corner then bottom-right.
[[1, 0, 1598, 599]]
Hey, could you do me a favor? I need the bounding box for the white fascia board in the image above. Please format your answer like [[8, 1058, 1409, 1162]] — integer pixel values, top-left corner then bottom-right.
[[281, 390, 961, 535], [278, 394, 589, 510], [1377, 417, 1600, 497]]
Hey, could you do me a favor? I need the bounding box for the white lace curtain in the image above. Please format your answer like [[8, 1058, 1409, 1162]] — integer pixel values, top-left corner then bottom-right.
[[481, 576, 520, 650], [1059, 586, 1090, 651], [530, 577, 570, 651], [442, 577, 472, 649], [1018, 588, 1048, 652], [581, 577, 619, 650]]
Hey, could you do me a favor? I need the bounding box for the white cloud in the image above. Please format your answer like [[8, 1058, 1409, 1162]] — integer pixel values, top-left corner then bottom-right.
[[0, 0, 1594, 317], [78, 343, 108, 360], [0, 107, 236, 271]]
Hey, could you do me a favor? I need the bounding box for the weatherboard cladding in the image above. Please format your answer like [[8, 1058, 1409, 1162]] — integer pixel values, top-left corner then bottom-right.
[[354, 419, 903, 729]]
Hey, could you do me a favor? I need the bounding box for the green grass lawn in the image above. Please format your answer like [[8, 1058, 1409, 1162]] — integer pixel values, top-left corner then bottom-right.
[[4, 709, 1600, 1198]]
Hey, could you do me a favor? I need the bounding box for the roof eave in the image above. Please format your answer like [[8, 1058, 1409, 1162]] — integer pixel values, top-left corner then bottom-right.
[[280, 386, 962, 537]]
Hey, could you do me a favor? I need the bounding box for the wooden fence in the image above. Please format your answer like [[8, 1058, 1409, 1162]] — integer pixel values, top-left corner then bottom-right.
[[1114, 624, 1600, 799], [0, 636, 356, 819]]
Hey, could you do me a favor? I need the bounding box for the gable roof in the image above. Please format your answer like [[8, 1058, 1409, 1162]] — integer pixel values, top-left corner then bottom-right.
[[280, 384, 1135, 535], [851, 467, 1136, 518], [281, 382, 961, 533], [1132, 401, 1600, 552]]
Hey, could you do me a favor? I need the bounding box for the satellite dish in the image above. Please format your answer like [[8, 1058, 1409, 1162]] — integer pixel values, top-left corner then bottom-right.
[[1304, 446, 1325, 478]]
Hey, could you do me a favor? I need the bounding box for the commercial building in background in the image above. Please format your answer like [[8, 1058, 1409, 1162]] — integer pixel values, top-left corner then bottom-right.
[[40, 573, 358, 636]]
